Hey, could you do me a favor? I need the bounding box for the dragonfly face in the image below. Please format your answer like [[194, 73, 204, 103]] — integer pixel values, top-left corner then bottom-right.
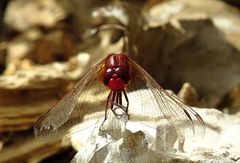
[[103, 53, 130, 91]]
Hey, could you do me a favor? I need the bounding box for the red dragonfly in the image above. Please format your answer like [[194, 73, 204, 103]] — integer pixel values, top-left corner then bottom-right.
[[34, 53, 205, 140]]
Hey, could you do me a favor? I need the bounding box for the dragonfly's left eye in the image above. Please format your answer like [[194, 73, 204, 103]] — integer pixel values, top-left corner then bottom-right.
[[115, 67, 130, 84]]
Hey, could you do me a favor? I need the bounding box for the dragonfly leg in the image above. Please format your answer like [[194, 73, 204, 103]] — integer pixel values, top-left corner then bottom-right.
[[111, 90, 129, 117], [123, 90, 129, 114], [105, 91, 113, 120], [118, 91, 122, 105], [112, 103, 126, 116], [100, 91, 114, 130], [116, 91, 119, 104]]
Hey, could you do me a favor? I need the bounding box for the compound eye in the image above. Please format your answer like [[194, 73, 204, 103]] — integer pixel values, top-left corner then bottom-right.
[[103, 68, 114, 85], [115, 67, 130, 84]]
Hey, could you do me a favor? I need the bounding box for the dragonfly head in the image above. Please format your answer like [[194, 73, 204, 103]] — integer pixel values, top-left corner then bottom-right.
[[103, 53, 130, 91]]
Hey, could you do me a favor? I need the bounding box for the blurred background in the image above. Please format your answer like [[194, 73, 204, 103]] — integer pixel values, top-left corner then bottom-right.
[[0, 0, 240, 162]]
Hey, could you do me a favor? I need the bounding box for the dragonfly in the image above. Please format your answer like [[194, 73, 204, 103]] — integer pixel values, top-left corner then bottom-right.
[[34, 53, 205, 141]]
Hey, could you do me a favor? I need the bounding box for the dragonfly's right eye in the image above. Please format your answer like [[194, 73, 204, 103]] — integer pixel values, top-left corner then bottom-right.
[[103, 68, 114, 85]]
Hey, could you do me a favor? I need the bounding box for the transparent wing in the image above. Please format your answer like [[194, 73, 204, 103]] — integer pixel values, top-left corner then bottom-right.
[[126, 59, 205, 136], [34, 59, 109, 141]]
